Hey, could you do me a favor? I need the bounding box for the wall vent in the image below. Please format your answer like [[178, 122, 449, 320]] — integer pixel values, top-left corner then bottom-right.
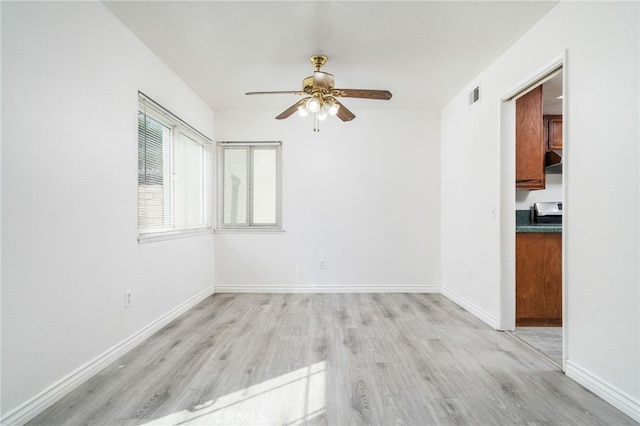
[[469, 86, 480, 106]]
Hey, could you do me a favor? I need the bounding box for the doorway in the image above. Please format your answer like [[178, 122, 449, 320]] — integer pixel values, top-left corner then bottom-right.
[[499, 57, 565, 370]]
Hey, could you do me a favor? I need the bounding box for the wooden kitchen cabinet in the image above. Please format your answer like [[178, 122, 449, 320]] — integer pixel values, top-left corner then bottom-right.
[[546, 115, 563, 150], [516, 86, 545, 190], [516, 232, 562, 326]]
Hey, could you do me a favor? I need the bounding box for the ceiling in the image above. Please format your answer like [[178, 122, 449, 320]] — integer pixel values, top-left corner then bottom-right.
[[103, 1, 559, 113]]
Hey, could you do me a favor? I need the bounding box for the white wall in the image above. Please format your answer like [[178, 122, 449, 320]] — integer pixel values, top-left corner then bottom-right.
[[441, 1, 639, 419], [1, 2, 215, 418], [214, 109, 440, 292]]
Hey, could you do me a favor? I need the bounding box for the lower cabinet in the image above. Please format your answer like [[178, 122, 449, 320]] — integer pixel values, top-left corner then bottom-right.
[[516, 232, 562, 326]]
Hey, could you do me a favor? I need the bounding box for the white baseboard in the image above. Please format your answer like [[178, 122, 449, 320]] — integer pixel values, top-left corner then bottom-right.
[[440, 286, 499, 329], [565, 359, 640, 422], [0, 285, 216, 426], [214, 283, 440, 293]]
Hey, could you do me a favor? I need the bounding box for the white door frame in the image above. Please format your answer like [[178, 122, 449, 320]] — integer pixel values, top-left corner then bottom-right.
[[498, 52, 567, 370]]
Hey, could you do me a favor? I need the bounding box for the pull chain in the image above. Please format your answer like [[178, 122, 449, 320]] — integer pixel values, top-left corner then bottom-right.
[[313, 113, 320, 132]]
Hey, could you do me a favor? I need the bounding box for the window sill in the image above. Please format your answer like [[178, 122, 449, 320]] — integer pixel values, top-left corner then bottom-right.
[[214, 228, 285, 234], [138, 227, 213, 244]]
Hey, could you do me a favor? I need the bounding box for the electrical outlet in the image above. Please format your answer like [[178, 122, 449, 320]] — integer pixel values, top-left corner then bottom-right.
[[125, 291, 132, 308], [319, 259, 326, 269]]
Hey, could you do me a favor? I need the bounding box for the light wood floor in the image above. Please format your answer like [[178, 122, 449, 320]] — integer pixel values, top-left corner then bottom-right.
[[29, 294, 635, 425], [510, 327, 563, 368]]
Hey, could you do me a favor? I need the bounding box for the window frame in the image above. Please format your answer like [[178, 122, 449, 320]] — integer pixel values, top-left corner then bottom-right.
[[138, 92, 213, 243], [216, 141, 283, 232]]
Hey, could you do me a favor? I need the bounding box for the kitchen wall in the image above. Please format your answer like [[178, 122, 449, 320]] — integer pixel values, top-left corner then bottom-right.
[[515, 174, 563, 210], [1, 2, 215, 420], [441, 1, 638, 419], [214, 109, 440, 292]]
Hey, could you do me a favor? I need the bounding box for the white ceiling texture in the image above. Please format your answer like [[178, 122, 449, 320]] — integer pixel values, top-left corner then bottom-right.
[[103, 1, 559, 113]]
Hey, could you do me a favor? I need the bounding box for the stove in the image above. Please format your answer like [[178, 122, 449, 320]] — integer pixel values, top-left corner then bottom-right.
[[533, 202, 562, 224]]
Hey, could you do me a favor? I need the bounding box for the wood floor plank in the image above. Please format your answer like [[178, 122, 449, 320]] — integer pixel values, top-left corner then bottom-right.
[[27, 294, 636, 426]]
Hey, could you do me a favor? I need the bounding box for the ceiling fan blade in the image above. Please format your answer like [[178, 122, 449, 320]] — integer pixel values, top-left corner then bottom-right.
[[275, 99, 307, 120], [333, 89, 392, 100], [334, 100, 355, 122], [246, 91, 304, 96]]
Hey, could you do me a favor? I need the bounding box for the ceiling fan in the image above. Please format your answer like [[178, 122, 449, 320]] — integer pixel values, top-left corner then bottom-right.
[[246, 55, 392, 130]]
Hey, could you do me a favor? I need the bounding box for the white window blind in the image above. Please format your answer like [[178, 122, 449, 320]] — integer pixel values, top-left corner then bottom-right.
[[218, 142, 282, 230], [138, 93, 212, 242]]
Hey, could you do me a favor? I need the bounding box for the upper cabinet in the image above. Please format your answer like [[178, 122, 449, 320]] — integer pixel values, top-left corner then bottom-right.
[[516, 72, 564, 190], [516, 86, 545, 190], [546, 115, 563, 150]]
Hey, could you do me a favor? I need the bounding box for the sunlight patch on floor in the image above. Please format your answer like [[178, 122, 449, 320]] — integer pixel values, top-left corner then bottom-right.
[[143, 361, 326, 425]]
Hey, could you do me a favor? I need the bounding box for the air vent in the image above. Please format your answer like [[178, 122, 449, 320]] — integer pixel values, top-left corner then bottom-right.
[[469, 86, 480, 106]]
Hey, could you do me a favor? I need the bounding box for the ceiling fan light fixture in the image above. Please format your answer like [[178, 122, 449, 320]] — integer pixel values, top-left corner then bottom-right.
[[297, 105, 309, 117], [306, 97, 321, 113], [317, 110, 328, 121], [325, 98, 340, 115]]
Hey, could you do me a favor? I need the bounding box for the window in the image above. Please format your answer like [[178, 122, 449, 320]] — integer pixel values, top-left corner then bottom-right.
[[138, 93, 212, 242], [217, 142, 282, 230]]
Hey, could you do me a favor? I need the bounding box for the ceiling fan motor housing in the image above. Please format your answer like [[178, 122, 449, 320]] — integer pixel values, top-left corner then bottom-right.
[[302, 72, 335, 95]]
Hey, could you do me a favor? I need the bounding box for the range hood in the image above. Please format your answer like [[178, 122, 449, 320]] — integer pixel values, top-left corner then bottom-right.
[[545, 151, 562, 174]]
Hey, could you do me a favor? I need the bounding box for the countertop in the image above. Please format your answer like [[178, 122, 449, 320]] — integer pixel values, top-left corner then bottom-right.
[[516, 210, 562, 233]]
